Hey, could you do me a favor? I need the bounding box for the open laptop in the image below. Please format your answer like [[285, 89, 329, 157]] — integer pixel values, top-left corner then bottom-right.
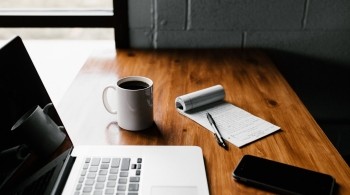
[[0, 36, 209, 195]]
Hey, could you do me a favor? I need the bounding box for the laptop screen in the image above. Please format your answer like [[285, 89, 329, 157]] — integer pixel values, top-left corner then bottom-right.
[[0, 36, 67, 191], [0, 36, 62, 150]]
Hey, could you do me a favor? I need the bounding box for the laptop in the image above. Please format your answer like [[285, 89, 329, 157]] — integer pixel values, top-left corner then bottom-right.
[[0, 36, 209, 195]]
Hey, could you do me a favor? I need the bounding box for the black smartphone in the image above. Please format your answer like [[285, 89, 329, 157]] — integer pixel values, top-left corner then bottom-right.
[[232, 155, 336, 195]]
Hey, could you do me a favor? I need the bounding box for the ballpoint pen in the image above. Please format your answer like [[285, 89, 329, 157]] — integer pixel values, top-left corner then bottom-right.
[[206, 112, 228, 150]]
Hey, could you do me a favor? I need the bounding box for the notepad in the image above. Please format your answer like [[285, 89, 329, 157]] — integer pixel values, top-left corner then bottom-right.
[[175, 85, 280, 147]]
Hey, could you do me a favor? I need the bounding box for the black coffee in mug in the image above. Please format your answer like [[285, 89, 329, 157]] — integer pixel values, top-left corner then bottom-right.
[[119, 81, 150, 90]]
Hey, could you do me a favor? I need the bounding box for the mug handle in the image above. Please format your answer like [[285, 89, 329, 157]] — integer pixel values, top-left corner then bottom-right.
[[102, 86, 118, 114], [43, 103, 54, 114], [43, 103, 65, 133]]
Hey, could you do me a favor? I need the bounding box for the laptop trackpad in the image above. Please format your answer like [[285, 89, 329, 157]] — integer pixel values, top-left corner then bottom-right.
[[151, 186, 198, 195]]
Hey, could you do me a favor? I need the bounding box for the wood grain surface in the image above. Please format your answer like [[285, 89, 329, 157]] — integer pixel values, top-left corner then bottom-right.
[[58, 49, 350, 194]]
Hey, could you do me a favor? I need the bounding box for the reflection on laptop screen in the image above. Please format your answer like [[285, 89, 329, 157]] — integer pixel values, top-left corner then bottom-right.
[[0, 36, 60, 150], [0, 36, 66, 191]]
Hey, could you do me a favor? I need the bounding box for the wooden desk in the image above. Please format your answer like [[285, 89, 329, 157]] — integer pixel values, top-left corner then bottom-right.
[[58, 49, 350, 194]]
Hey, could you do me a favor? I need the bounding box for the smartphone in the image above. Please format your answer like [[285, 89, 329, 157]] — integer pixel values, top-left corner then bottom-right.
[[232, 155, 336, 195]]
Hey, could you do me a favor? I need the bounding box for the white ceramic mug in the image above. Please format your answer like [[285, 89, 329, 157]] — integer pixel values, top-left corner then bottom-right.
[[102, 76, 154, 131]]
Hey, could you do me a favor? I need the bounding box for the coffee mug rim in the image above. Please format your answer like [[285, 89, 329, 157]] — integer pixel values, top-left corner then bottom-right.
[[117, 76, 153, 91], [11, 105, 40, 131]]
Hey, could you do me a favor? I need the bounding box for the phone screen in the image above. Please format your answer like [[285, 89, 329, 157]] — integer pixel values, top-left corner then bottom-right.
[[232, 155, 335, 195]]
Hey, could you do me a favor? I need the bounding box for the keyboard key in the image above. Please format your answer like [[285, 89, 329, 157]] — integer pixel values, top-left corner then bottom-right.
[[107, 181, 116, 188], [136, 170, 141, 176], [108, 174, 118, 181], [91, 158, 101, 166], [80, 170, 87, 176], [102, 158, 111, 163], [117, 185, 127, 191], [83, 163, 89, 169], [112, 158, 121, 168], [79, 176, 84, 183], [105, 188, 114, 194], [137, 164, 141, 169], [120, 171, 129, 177], [87, 172, 97, 179], [83, 186, 93, 192], [93, 190, 103, 195], [129, 177, 140, 182], [89, 166, 98, 172], [97, 176, 106, 182], [137, 158, 142, 163], [121, 158, 131, 171], [76, 183, 82, 190], [95, 182, 105, 189], [99, 169, 108, 175], [128, 184, 139, 191], [100, 163, 110, 169], [119, 178, 127, 184], [110, 168, 119, 174], [120, 158, 131, 171], [85, 179, 95, 185]]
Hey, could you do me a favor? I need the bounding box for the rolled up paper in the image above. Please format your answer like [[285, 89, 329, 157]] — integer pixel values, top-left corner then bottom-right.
[[175, 85, 225, 112]]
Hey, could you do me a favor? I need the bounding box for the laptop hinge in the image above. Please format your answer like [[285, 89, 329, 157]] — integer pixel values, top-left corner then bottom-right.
[[50, 149, 76, 195]]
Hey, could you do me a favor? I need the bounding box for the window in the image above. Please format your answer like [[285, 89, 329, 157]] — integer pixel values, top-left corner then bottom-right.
[[0, 1, 112, 9], [0, 0, 129, 47]]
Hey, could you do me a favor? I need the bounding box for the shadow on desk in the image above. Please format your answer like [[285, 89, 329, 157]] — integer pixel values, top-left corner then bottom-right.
[[267, 50, 350, 166]]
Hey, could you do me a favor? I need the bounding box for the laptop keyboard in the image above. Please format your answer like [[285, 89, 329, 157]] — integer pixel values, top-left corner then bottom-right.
[[75, 157, 142, 195]]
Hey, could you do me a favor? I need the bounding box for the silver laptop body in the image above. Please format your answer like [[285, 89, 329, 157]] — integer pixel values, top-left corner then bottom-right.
[[0, 36, 209, 195]]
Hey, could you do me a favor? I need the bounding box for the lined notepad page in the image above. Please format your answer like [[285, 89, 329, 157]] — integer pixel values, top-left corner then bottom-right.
[[176, 85, 280, 147]]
